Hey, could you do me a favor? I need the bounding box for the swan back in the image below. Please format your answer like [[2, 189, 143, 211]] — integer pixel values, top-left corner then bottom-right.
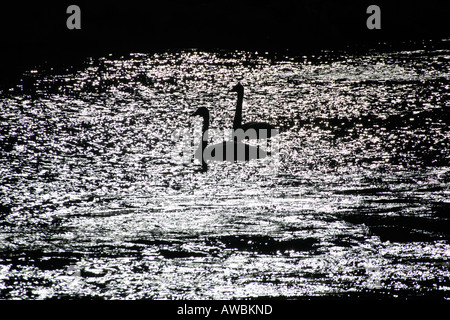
[[198, 140, 268, 163]]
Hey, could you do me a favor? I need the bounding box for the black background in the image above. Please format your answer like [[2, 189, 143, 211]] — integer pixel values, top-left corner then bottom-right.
[[0, 299, 448, 318], [2, 0, 449, 89], [1, 1, 449, 62]]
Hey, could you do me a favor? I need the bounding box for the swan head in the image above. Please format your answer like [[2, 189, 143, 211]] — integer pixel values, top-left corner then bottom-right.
[[191, 107, 209, 119], [230, 82, 244, 93]]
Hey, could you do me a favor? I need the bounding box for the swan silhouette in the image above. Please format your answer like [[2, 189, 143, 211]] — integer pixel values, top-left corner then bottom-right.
[[191, 107, 269, 171], [230, 82, 278, 139]]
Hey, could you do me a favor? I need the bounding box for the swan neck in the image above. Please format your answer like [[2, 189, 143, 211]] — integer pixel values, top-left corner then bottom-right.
[[233, 91, 244, 129], [202, 113, 209, 136], [200, 114, 209, 170]]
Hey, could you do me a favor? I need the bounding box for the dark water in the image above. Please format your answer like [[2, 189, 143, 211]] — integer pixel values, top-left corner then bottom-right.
[[0, 41, 449, 299]]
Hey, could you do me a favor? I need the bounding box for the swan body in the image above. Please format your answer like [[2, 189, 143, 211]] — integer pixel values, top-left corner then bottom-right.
[[191, 107, 268, 171], [195, 140, 269, 162], [230, 83, 278, 139]]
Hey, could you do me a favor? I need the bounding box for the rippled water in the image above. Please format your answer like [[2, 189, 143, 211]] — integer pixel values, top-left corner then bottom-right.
[[1, 42, 449, 299]]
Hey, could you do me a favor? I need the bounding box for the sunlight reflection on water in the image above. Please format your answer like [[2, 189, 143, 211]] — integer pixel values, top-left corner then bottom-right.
[[0, 44, 449, 299]]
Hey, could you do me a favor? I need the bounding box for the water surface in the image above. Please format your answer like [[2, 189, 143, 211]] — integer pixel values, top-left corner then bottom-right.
[[1, 43, 449, 299]]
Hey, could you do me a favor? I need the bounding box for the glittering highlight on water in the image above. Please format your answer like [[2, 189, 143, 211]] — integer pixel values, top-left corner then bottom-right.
[[0, 45, 449, 299]]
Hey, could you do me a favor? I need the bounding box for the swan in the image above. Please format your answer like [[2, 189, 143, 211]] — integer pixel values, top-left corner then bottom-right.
[[230, 82, 278, 139], [191, 107, 269, 171]]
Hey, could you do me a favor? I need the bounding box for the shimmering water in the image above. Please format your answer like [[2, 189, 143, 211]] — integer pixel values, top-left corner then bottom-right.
[[1, 42, 449, 299]]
